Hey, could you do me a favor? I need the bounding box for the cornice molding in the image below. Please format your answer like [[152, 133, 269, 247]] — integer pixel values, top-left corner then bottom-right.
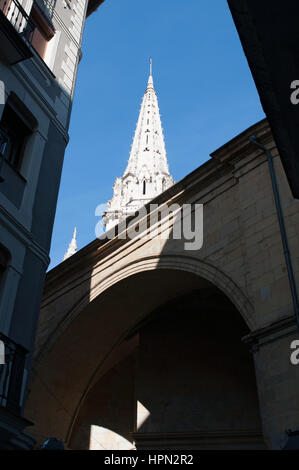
[[243, 314, 297, 351]]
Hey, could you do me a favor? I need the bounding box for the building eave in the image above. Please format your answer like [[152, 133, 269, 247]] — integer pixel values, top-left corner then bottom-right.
[[87, 0, 105, 17]]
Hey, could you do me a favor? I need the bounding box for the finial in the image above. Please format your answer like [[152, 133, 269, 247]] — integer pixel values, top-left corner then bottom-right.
[[147, 58, 154, 89], [63, 227, 78, 261]]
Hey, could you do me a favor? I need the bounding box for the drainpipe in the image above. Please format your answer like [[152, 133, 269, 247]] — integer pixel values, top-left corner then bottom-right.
[[249, 136, 299, 332]]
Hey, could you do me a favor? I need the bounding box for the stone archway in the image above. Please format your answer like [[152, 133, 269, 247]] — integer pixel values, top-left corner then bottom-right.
[[26, 262, 261, 448], [35, 254, 255, 368], [69, 289, 264, 450]]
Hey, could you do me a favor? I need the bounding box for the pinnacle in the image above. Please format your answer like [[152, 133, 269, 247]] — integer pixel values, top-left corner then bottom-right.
[[63, 227, 78, 261]]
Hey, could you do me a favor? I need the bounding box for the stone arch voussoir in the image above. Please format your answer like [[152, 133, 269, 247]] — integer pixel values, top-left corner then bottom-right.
[[37, 254, 255, 366]]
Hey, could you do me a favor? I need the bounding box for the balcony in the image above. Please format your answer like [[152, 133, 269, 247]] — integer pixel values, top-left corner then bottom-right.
[[0, 0, 35, 64], [0, 332, 28, 414], [1, 0, 35, 42]]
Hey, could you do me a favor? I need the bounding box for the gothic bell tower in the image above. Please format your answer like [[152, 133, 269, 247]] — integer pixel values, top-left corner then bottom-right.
[[103, 60, 174, 230]]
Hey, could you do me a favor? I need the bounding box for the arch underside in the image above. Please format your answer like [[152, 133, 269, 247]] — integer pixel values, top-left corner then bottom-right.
[[69, 288, 263, 450], [27, 257, 259, 449], [37, 254, 255, 365]]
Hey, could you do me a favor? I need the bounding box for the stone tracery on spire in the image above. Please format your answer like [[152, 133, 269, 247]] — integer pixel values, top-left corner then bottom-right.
[[103, 62, 174, 230]]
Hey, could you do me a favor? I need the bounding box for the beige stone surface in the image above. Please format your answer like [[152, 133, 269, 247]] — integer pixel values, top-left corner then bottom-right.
[[26, 119, 299, 449]]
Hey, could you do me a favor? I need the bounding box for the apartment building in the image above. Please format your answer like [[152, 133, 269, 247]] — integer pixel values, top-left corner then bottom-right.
[[0, 0, 104, 449]]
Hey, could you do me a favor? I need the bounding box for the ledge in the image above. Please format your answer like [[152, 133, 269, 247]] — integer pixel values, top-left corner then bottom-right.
[[242, 314, 297, 351], [133, 429, 265, 449]]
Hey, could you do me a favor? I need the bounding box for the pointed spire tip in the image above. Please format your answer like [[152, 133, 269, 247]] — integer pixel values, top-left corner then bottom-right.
[[63, 226, 78, 261], [147, 57, 154, 88]]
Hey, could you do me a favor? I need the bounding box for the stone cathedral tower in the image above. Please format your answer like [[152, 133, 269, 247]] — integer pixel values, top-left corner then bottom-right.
[[103, 61, 174, 230]]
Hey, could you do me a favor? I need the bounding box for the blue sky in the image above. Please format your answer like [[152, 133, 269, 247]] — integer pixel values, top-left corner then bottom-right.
[[49, 0, 265, 269]]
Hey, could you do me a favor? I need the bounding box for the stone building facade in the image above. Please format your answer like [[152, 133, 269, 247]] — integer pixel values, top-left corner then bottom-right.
[[0, 0, 104, 449], [26, 118, 299, 449]]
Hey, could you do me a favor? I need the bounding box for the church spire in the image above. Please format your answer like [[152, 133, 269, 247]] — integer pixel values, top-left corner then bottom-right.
[[103, 62, 174, 230], [63, 227, 77, 261]]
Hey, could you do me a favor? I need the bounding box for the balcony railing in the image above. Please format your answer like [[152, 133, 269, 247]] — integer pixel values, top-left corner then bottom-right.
[[0, 0, 36, 44], [0, 332, 28, 414]]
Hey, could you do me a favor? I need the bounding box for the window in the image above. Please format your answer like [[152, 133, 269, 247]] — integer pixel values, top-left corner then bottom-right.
[[29, 4, 54, 59], [0, 104, 30, 171], [143, 181, 146, 195], [0, 244, 10, 282], [0, 92, 37, 172]]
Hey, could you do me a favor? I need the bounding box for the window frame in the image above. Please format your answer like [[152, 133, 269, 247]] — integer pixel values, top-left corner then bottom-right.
[[29, 3, 55, 59], [0, 92, 38, 174]]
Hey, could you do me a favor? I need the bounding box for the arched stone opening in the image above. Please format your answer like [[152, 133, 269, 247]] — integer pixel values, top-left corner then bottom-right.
[[38, 254, 255, 365], [68, 289, 264, 450], [27, 266, 262, 449]]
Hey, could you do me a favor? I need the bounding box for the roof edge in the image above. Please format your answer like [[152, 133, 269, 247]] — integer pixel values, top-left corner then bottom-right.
[[87, 0, 105, 17], [45, 119, 272, 286]]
